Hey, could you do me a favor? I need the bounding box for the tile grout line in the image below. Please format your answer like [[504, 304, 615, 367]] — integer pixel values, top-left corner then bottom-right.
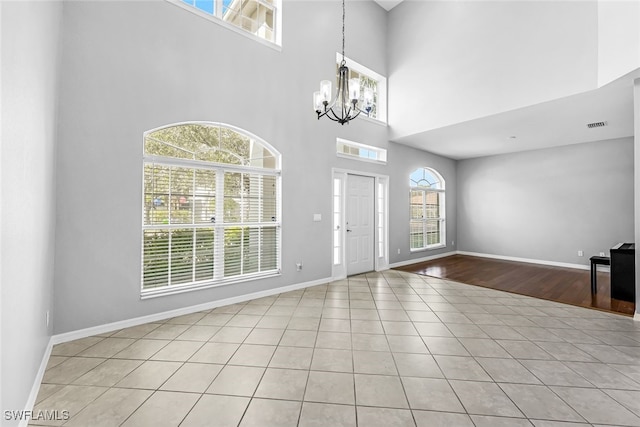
[[36, 270, 640, 427]]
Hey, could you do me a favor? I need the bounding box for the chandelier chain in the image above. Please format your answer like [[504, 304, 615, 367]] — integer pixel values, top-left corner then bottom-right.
[[341, 0, 346, 66]]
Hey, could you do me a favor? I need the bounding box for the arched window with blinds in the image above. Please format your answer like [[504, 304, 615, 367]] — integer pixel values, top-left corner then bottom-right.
[[141, 122, 281, 297], [409, 167, 445, 251]]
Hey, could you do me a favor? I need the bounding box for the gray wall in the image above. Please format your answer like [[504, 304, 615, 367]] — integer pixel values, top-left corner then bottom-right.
[[53, 0, 455, 333], [457, 138, 634, 266], [1, 0, 62, 420], [386, 0, 598, 139]]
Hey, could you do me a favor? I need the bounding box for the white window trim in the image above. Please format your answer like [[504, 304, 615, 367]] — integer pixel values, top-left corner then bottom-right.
[[167, 0, 282, 50], [336, 138, 387, 165], [336, 53, 387, 125], [409, 168, 446, 252], [409, 187, 446, 253], [141, 122, 282, 299], [141, 270, 281, 299]]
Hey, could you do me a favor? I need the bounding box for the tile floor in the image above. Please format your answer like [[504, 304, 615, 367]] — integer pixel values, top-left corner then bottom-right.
[[31, 271, 640, 426]]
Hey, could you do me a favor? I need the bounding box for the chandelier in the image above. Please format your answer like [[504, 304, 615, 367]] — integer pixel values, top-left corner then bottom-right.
[[313, 0, 374, 125]]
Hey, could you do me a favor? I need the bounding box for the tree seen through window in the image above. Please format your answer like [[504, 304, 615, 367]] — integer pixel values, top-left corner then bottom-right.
[[142, 122, 280, 294]]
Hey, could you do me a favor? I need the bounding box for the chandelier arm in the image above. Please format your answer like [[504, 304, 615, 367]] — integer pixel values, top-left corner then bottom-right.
[[321, 108, 334, 120], [317, 108, 340, 123], [324, 96, 338, 111], [344, 105, 360, 122], [344, 105, 352, 120], [332, 108, 349, 124], [325, 110, 341, 122], [328, 108, 342, 122], [353, 103, 365, 115]]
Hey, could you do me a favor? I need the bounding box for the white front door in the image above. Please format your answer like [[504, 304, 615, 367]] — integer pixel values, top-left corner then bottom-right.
[[346, 174, 375, 276]]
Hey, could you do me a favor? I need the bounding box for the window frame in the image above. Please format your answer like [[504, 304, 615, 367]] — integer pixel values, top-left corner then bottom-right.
[[168, 0, 282, 49], [336, 138, 387, 164], [409, 168, 446, 252], [336, 53, 387, 125], [141, 122, 282, 299]]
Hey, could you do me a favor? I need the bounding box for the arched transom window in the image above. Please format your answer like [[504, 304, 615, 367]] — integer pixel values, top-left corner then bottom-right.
[[142, 122, 281, 297], [410, 168, 445, 250]]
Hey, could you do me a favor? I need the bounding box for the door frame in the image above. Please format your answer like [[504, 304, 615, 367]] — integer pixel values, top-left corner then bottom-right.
[[332, 168, 389, 280]]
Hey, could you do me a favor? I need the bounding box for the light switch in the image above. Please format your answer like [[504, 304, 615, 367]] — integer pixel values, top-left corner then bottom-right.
[[313, 214, 322, 222]]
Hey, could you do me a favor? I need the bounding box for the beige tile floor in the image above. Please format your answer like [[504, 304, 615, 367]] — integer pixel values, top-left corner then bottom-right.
[[30, 271, 640, 426]]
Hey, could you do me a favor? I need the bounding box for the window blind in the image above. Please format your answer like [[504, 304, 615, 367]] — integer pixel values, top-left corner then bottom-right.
[[142, 123, 280, 296]]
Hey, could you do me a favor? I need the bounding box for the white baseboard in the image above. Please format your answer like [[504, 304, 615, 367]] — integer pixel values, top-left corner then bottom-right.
[[52, 276, 332, 345], [634, 312, 640, 322], [456, 251, 598, 271], [388, 251, 457, 269], [389, 250, 610, 273], [21, 337, 54, 427], [22, 276, 330, 421]]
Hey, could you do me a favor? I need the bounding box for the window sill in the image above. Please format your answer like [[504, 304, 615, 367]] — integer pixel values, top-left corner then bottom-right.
[[141, 271, 281, 300], [410, 244, 446, 253]]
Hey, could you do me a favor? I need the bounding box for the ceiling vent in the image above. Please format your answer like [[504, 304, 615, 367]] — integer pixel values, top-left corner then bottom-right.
[[586, 121, 607, 129]]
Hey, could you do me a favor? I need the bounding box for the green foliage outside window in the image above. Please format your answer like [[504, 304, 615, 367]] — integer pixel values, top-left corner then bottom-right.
[[142, 123, 279, 291]]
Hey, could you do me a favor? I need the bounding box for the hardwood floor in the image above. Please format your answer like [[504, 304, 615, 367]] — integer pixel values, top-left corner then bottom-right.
[[396, 255, 636, 316]]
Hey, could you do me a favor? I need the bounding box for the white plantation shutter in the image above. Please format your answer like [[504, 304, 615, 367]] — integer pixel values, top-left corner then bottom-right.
[[142, 123, 280, 297]]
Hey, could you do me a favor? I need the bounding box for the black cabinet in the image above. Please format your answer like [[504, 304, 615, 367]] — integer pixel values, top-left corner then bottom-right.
[[610, 243, 635, 302]]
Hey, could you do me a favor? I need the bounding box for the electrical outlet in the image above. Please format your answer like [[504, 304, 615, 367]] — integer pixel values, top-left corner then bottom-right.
[[397, 248, 401, 255], [578, 250, 583, 257], [46, 311, 50, 328], [296, 262, 303, 271], [599, 252, 605, 257], [451, 240, 455, 246]]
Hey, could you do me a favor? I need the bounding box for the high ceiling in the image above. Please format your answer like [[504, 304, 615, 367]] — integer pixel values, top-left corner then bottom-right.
[[392, 69, 638, 160], [372, 0, 404, 11], [376, 0, 638, 160]]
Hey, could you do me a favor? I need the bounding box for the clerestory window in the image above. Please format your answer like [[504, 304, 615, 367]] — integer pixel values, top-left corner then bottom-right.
[[336, 138, 387, 164], [142, 122, 281, 298], [172, 0, 281, 46], [410, 168, 445, 251]]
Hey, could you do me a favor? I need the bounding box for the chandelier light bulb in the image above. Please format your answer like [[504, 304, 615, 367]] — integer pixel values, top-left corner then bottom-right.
[[349, 78, 360, 101], [313, 91, 323, 112], [320, 80, 332, 103], [363, 87, 374, 110]]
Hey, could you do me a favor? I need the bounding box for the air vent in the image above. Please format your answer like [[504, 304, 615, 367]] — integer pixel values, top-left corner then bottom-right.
[[587, 121, 607, 129]]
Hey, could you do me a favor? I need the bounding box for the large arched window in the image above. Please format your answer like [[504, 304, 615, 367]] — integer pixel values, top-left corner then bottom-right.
[[410, 168, 445, 251], [142, 122, 281, 297]]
